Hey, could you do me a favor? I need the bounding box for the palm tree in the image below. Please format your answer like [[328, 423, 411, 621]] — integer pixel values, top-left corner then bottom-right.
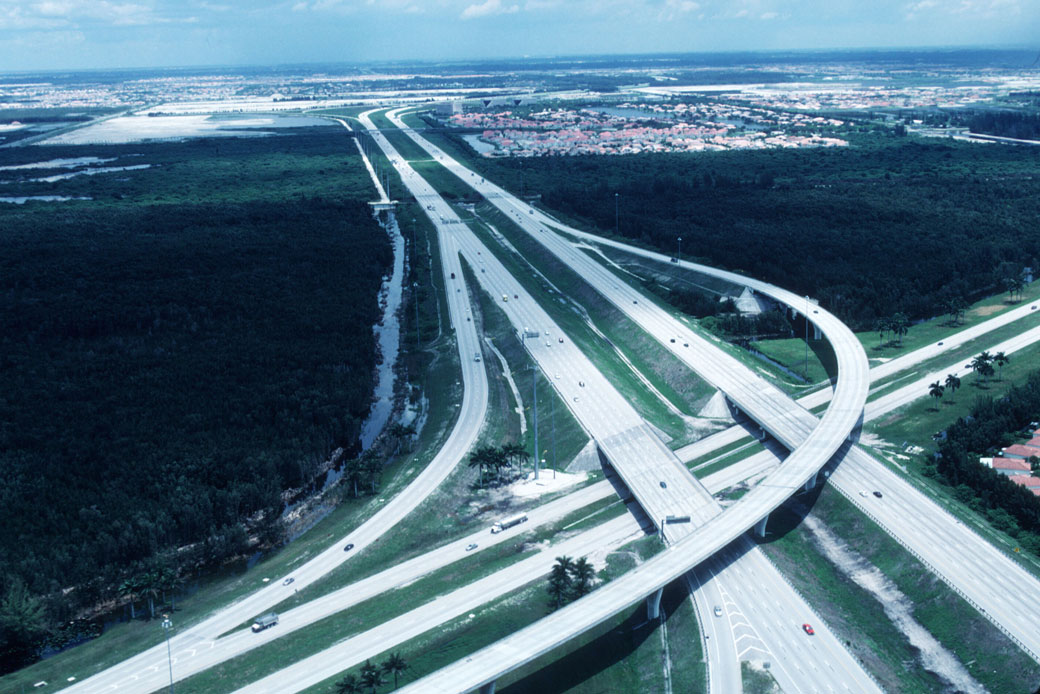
[[469, 446, 495, 487], [873, 318, 888, 347], [970, 352, 992, 384], [890, 312, 909, 345], [336, 674, 362, 694], [994, 351, 1009, 380], [118, 576, 141, 620], [381, 652, 408, 689], [944, 373, 961, 401], [547, 556, 574, 610], [359, 659, 384, 694], [569, 557, 596, 599], [928, 381, 945, 410]]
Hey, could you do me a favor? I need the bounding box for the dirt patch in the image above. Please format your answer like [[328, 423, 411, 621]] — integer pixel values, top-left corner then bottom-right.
[[970, 304, 1005, 317], [802, 515, 985, 694]]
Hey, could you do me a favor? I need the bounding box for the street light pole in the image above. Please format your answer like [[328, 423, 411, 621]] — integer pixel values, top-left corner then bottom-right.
[[677, 236, 682, 260], [804, 295, 810, 380], [614, 193, 619, 237], [532, 367, 539, 481], [551, 394, 556, 478], [161, 615, 174, 694]]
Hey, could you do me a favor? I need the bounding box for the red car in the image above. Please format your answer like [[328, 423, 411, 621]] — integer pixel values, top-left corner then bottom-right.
[[802, 623, 815, 635]]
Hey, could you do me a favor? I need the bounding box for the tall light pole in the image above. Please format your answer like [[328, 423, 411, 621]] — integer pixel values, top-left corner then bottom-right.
[[614, 193, 619, 237], [161, 615, 174, 694], [414, 282, 421, 351], [551, 393, 556, 478], [532, 367, 539, 480], [804, 295, 810, 381], [677, 236, 682, 260]]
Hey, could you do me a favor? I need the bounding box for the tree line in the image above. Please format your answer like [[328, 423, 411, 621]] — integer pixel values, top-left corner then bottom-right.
[[432, 130, 1040, 331], [0, 131, 391, 674], [928, 368, 1040, 557]]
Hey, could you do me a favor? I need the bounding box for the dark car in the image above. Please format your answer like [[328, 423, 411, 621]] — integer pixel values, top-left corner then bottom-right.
[[343, 543, 355, 552], [873, 491, 883, 498]]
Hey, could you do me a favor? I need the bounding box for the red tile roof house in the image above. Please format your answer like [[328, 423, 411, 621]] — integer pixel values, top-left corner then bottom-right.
[[1000, 444, 1040, 460], [983, 456, 1033, 475], [1009, 475, 1040, 496]]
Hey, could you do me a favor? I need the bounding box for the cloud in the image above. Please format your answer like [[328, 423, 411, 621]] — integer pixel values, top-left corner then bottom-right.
[[461, 0, 519, 19]]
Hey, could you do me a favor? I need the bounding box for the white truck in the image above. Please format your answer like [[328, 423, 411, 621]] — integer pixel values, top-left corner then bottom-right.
[[251, 613, 279, 633], [491, 513, 528, 534]]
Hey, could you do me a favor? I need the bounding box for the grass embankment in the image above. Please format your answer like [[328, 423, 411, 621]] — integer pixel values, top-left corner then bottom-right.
[[760, 485, 1040, 694]]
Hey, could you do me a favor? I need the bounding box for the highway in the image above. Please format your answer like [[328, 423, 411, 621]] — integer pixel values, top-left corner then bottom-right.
[[56, 115, 493, 694], [384, 109, 1040, 691], [370, 108, 872, 694], [222, 107, 877, 694]]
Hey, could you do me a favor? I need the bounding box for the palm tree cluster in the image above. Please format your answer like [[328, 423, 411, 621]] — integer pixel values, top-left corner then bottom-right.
[[335, 652, 409, 693], [469, 442, 530, 488], [872, 312, 910, 348], [546, 555, 597, 611], [968, 351, 1009, 386]]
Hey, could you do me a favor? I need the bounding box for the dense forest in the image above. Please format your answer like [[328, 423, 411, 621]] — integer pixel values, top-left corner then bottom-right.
[[431, 124, 1040, 329], [0, 130, 390, 672], [965, 110, 1040, 141], [931, 370, 1040, 557]]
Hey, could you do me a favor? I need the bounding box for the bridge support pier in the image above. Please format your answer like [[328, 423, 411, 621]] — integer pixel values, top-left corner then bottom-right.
[[753, 515, 768, 539], [647, 587, 664, 620], [479, 680, 497, 694], [755, 425, 767, 441], [813, 324, 822, 341], [804, 472, 818, 492]]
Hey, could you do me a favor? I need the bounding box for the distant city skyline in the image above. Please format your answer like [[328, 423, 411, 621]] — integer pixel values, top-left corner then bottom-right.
[[0, 0, 1037, 72]]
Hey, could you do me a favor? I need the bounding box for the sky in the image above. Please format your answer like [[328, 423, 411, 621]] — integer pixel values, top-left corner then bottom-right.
[[0, 0, 1037, 71]]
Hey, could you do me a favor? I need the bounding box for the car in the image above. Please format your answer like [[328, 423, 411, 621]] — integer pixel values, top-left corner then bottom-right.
[[282, 577, 295, 586], [670, 257, 678, 263], [579, 381, 585, 387], [558, 337, 564, 343], [670, 338, 676, 343], [633, 300, 638, 304], [873, 491, 883, 498], [514, 294, 518, 299], [343, 543, 355, 552], [683, 343, 689, 347], [937, 341, 943, 346], [1032, 305, 1037, 310], [555, 373, 560, 379], [573, 396, 579, 402], [802, 623, 814, 635], [858, 491, 867, 497], [659, 480, 667, 489], [714, 605, 723, 617], [465, 543, 478, 552], [545, 341, 551, 347]]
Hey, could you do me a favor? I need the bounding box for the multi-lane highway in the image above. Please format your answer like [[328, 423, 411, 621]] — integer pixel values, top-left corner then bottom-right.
[[369, 107, 872, 693], [383, 108, 1040, 690]]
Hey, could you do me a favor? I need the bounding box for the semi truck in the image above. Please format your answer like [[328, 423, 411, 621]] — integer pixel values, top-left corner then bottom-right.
[[491, 513, 528, 534], [251, 612, 279, 633]]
